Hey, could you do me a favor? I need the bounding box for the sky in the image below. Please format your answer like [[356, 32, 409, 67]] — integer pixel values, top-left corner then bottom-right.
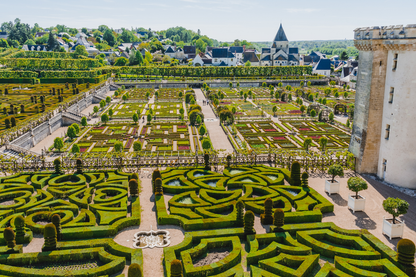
[[2, 0, 416, 42]]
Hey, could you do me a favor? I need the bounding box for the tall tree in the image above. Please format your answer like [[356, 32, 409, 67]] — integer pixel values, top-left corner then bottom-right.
[[47, 31, 59, 51], [103, 29, 116, 46]]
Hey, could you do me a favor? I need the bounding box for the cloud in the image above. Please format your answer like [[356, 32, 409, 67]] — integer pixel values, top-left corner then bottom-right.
[[286, 8, 319, 13]]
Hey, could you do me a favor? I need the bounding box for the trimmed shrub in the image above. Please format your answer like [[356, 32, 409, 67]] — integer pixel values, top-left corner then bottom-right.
[[155, 178, 163, 195], [347, 177, 368, 199], [236, 200, 244, 226], [42, 223, 57, 251], [4, 227, 16, 248], [129, 173, 139, 181], [128, 263, 143, 277], [226, 154, 232, 168], [301, 172, 309, 187], [129, 179, 139, 196], [273, 209, 284, 230], [244, 210, 255, 235], [397, 239, 416, 265], [51, 214, 62, 241], [383, 197, 409, 224], [76, 159, 83, 174], [53, 158, 62, 174], [291, 161, 301, 186], [204, 153, 210, 170], [171, 259, 183, 277], [14, 215, 25, 243], [152, 169, 162, 193], [328, 164, 344, 182], [260, 198, 273, 225]]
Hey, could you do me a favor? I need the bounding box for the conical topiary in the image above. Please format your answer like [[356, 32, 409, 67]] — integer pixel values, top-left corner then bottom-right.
[[14, 215, 25, 243], [301, 172, 309, 187], [291, 161, 301, 186], [397, 239, 416, 265], [204, 153, 210, 170], [129, 179, 139, 196], [152, 169, 162, 193], [273, 209, 284, 230], [129, 172, 139, 181], [42, 223, 57, 251], [236, 200, 245, 226], [260, 198, 273, 225], [128, 263, 143, 277], [170, 259, 183, 277], [244, 210, 255, 235], [53, 158, 62, 174], [51, 214, 61, 241], [76, 159, 83, 174], [155, 178, 163, 195], [4, 227, 16, 248]]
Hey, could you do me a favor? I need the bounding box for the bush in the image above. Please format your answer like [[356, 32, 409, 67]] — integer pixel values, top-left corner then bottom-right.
[[43, 223, 57, 251], [129, 179, 139, 196], [76, 159, 83, 174], [244, 210, 255, 235], [328, 164, 344, 182], [236, 200, 244, 226], [128, 263, 143, 277], [204, 153, 210, 170], [53, 158, 62, 174], [51, 214, 61, 241], [129, 173, 139, 181], [383, 197, 409, 224], [301, 172, 309, 187], [291, 161, 301, 186], [72, 144, 80, 154], [260, 198, 273, 225], [171, 259, 183, 277], [14, 215, 25, 243], [202, 138, 211, 150], [133, 141, 142, 152], [347, 177, 368, 198], [152, 169, 161, 193], [155, 178, 163, 195], [397, 239, 415, 265], [273, 209, 284, 229], [114, 141, 123, 152], [4, 227, 16, 248]]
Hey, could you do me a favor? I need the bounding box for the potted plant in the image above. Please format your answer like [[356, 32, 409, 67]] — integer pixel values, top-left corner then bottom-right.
[[347, 177, 368, 213], [325, 164, 344, 195], [382, 197, 409, 240]]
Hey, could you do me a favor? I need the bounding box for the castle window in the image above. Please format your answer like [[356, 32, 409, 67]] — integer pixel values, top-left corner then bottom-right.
[[380, 61, 382, 66], [393, 54, 398, 70], [388, 88, 394, 104], [385, 124, 390, 140]]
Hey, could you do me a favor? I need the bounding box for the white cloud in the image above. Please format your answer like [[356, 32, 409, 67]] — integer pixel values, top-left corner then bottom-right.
[[286, 8, 320, 13]]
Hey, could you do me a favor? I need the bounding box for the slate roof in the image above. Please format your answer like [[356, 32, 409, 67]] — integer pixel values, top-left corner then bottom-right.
[[273, 24, 288, 42], [202, 59, 212, 64], [183, 46, 196, 54], [288, 54, 298, 62], [219, 61, 227, 66], [261, 55, 271, 61], [289, 47, 298, 54], [212, 48, 228, 58], [229, 46, 244, 53], [243, 52, 259, 63], [314, 59, 331, 70], [275, 54, 287, 61], [262, 48, 271, 54], [227, 51, 235, 58], [165, 46, 175, 53]]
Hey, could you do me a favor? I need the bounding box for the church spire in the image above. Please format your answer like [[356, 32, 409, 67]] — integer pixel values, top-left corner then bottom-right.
[[273, 23, 288, 42]]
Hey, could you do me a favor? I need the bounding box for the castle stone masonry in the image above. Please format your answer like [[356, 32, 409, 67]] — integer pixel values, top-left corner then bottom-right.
[[350, 24, 416, 188]]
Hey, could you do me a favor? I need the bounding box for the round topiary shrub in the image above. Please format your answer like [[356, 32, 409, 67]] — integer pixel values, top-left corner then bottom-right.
[[244, 210, 255, 235], [397, 239, 416, 265], [155, 178, 163, 195], [76, 159, 83, 174], [14, 215, 25, 242], [301, 172, 309, 187], [273, 209, 284, 230], [4, 227, 16, 248], [128, 263, 143, 277], [236, 200, 245, 226], [129, 179, 139, 196], [171, 259, 183, 277], [51, 214, 61, 241], [43, 223, 57, 251], [129, 173, 139, 181], [291, 161, 301, 186]]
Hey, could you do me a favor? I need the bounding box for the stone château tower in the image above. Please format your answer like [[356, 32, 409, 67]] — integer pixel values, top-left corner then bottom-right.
[[349, 24, 416, 188]]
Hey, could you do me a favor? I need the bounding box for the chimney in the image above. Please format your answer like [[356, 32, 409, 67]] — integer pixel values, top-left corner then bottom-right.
[[243, 45, 246, 51]]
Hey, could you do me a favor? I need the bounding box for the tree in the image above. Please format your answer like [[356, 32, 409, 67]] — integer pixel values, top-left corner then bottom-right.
[[329, 112, 334, 122], [109, 108, 114, 118], [340, 51, 349, 61], [54, 137, 64, 152], [343, 92, 348, 99], [67, 126, 77, 139], [106, 96, 111, 104], [73, 45, 89, 58], [243, 92, 248, 101], [122, 94, 128, 102], [132, 113, 139, 124], [70, 123, 80, 134], [103, 29, 116, 46], [327, 164, 344, 183], [202, 138, 211, 150], [319, 136, 328, 152], [114, 141, 123, 152], [47, 31, 60, 51], [0, 39, 9, 48], [300, 105, 306, 115], [303, 137, 312, 152], [135, 50, 144, 65], [272, 106, 277, 117], [133, 141, 142, 152], [114, 57, 129, 66], [383, 198, 409, 224], [199, 125, 206, 136], [245, 60, 251, 66], [196, 115, 202, 125], [81, 117, 87, 127], [71, 144, 80, 154], [101, 113, 109, 124], [310, 109, 316, 117], [347, 177, 368, 199], [147, 113, 152, 123]]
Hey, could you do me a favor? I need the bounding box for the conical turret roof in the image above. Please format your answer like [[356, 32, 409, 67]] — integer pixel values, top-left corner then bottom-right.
[[273, 24, 288, 42]]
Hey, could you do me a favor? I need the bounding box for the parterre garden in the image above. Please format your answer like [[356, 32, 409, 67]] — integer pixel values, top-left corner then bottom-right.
[[0, 170, 142, 276], [111, 103, 147, 119], [128, 88, 154, 101], [141, 123, 193, 153], [155, 165, 412, 276]]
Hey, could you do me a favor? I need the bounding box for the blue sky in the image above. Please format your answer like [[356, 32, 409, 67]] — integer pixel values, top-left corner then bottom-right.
[[2, 0, 415, 41]]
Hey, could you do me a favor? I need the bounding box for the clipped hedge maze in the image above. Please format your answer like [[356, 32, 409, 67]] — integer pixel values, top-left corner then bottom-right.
[[160, 165, 411, 276]]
